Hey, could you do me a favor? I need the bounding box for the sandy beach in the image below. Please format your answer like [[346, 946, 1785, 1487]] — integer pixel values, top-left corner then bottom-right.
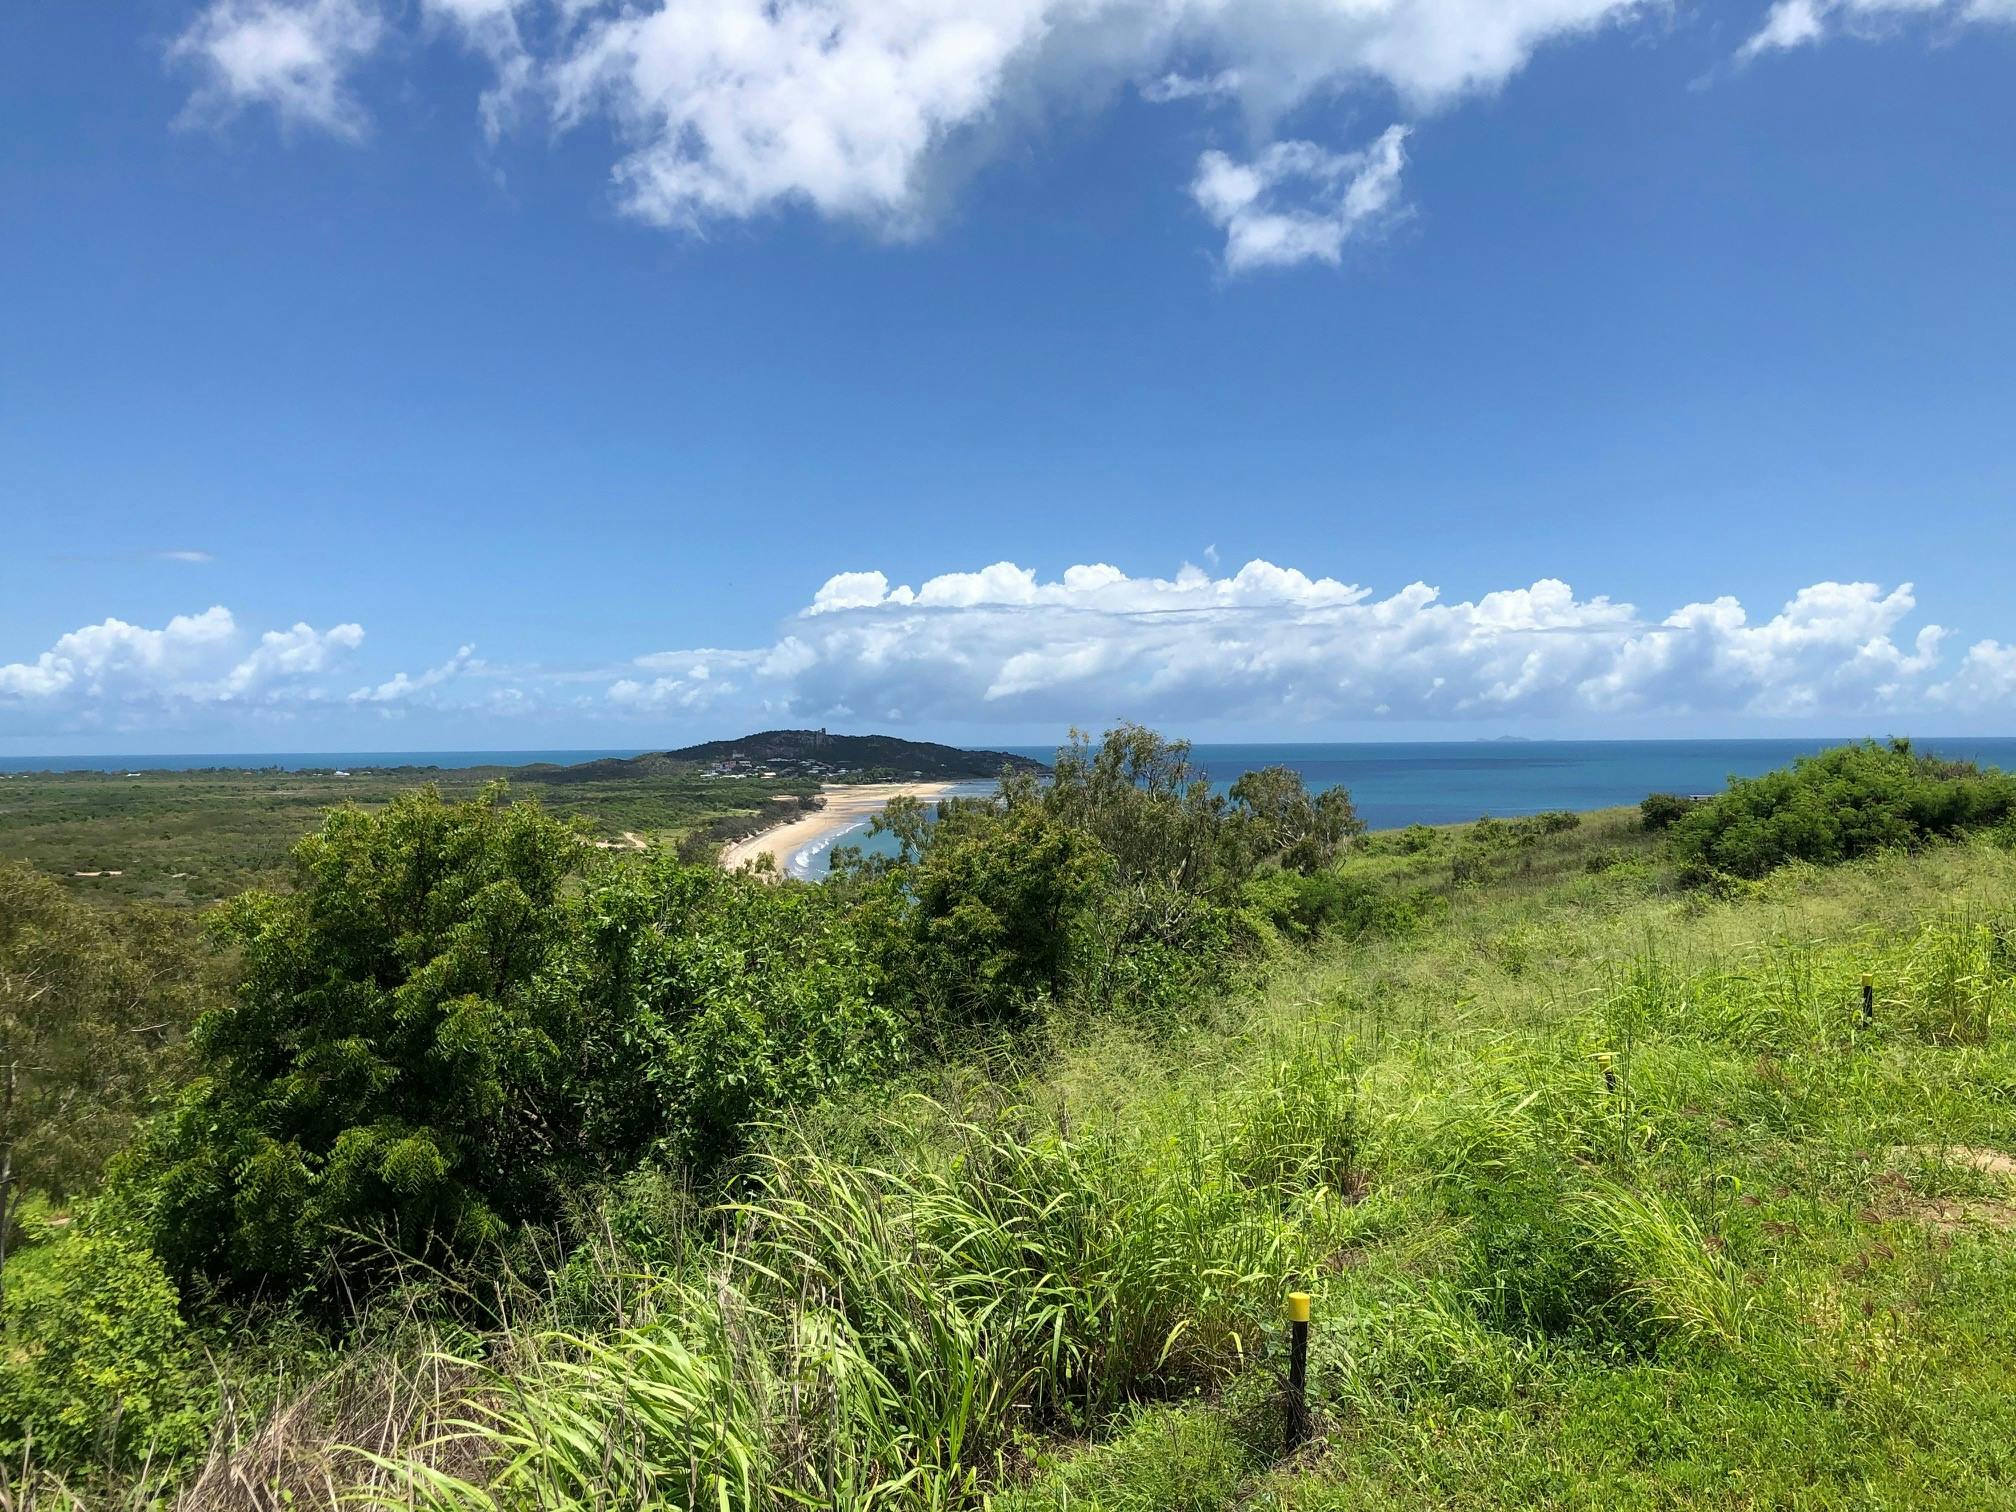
[[720, 782, 962, 876]]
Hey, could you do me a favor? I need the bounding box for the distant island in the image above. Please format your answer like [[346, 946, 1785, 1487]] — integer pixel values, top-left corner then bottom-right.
[[529, 728, 1049, 786]]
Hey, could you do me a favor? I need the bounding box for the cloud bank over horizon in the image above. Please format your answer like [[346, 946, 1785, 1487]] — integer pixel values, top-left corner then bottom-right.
[[0, 607, 367, 738], [8, 561, 2016, 744]]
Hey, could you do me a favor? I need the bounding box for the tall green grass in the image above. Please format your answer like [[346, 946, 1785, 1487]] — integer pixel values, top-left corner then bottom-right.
[[21, 825, 2014, 1510], [344, 1072, 1366, 1509]]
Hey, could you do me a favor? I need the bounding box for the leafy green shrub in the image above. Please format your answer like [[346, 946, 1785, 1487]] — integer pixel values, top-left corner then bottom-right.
[[1670, 741, 2016, 879], [904, 799, 1113, 1030], [569, 856, 903, 1173], [1522, 810, 1582, 836], [0, 1234, 212, 1474], [130, 788, 902, 1306], [1640, 792, 1703, 831], [844, 726, 1373, 1041], [1464, 810, 1582, 853], [1225, 764, 1366, 873], [547, 1167, 701, 1326], [130, 786, 591, 1302], [1239, 870, 1436, 943]]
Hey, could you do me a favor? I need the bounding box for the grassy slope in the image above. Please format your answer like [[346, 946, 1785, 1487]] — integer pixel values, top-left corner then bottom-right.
[[23, 812, 2013, 1509], [0, 768, 812, 904], [992, 816, 2016, 1510]]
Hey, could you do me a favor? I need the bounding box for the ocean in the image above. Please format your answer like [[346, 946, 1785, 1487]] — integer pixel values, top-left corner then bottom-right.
[[10, 739, 2016, 882], [1135, 738, 2016, 829]]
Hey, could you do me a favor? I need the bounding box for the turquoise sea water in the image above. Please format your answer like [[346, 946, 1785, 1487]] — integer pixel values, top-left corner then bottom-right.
[[1132, 738, 2016, 829]]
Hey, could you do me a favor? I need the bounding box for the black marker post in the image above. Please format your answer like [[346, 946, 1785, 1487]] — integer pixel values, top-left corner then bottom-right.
[[1286, 1290, 1312, 1452]]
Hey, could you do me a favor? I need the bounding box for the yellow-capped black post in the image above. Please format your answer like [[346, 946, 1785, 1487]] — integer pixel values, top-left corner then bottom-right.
[[1286, 1291, 1312, 1451]]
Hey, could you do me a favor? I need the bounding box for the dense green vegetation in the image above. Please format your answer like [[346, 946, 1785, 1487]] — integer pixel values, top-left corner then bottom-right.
[[1662, 738, 2016, 879], [0, 765, 813, 905], [0, 867, 211, 1294], [2, 733, 2014, 1509], [835, 727, 1365, 1036], [127, 786, 898, 1306]]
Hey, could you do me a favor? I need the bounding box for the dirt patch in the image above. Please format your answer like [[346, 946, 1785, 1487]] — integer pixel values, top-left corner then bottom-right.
[[1895, 1196, 2016, 1232], [592, 831, 649, 851], [1880, 1144, 2016, 1231], [1929, 1145, 2016, 1181]]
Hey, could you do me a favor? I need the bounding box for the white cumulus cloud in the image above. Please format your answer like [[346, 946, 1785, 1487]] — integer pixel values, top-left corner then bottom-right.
[[349, 643, 481, 706], [546, 0, 1633, 243], [170, 0, 388, 138], [1191, 127, 1412, 272], [13, 565, 2016, 739], [1739, 0, 2012, 59], [612, 559, 2016, 730], [165, 0, 1653, 269], [0, 607, 366, 732]]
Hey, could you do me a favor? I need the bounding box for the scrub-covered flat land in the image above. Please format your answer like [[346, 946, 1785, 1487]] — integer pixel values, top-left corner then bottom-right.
[[0, 764, 814, 904], [0, 728, 1049, 905]]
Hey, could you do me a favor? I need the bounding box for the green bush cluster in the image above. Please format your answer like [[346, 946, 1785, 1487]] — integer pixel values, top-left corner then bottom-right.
[[103, 733, 1367, 1312], [123, 786, 899, 1306], [1639, 791, 1704, 831], [0, 1233, 212, 1473], [838, 725, 1366, 1036], [1669, 740, 2016, 879]]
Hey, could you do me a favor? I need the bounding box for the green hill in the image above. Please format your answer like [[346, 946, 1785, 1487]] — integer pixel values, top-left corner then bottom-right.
[[532, 727, 1049, 785]]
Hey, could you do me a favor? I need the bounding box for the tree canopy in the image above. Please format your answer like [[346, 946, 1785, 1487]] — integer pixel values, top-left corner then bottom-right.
[[128, 786, 901, 1302]]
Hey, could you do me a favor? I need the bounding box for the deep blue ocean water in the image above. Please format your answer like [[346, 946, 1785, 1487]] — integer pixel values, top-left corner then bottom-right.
[[1122, 738, 2016, 829]]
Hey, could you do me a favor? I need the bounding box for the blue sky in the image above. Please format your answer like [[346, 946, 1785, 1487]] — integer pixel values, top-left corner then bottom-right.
[[3, 0, 2014, 753]]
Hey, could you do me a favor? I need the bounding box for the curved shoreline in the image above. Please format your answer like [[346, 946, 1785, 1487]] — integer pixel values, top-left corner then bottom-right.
[[719, 782, 962, 876]]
